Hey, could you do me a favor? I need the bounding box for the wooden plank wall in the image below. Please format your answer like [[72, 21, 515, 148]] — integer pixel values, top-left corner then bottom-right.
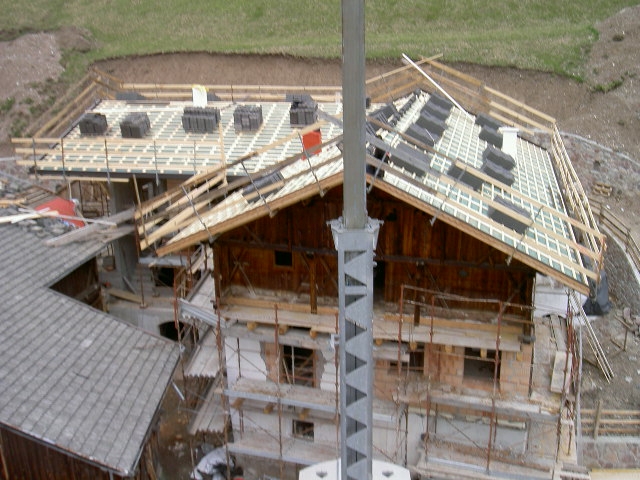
[[0, 427, 130, 480], [216, 187, 534, 313]]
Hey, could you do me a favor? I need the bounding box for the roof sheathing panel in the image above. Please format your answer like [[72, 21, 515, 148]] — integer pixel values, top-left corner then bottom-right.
[[148, 90, 592, 291], [376, 92, 586, 286], [28, 100, 343, 178]]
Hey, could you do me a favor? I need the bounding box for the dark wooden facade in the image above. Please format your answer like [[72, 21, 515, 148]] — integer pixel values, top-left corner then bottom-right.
[[0, 426, 159, 480], [214, 186, 535, 317]]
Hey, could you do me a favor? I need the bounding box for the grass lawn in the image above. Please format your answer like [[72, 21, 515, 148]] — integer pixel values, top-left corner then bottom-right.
[[0, 0, 638, 78]]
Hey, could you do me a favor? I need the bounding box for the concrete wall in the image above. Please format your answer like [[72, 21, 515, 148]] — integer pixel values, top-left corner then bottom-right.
[[106, 303, 173, 336], [226, 333, 536, 468], [406, 411, 429, 466]]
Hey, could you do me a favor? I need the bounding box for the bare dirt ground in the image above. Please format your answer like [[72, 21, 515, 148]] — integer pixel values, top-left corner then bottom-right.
[[0, 0, 638, 430]]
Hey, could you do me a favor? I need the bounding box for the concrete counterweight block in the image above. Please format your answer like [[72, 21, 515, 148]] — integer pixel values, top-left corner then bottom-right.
[[120, 112, 150, 138], [79, 113, 108, 135]]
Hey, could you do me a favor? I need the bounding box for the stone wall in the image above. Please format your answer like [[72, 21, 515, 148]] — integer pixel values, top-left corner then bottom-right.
[[500, 344, 533, 397], [580, 437, 640, 469], [603, 228, 640, 313]]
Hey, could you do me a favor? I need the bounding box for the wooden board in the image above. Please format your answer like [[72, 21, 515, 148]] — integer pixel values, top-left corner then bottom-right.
[[550, 351, 572, 393]]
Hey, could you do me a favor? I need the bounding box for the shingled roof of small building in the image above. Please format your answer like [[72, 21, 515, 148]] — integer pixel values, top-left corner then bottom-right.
[[0, 214, 179, 475]]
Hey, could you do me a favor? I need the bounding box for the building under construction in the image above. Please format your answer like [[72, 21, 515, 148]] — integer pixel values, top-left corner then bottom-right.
[[8, 56, 611, 479]]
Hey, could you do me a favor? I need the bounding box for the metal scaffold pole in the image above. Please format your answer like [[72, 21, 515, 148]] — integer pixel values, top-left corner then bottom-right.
[[329, 1, 381, 479]]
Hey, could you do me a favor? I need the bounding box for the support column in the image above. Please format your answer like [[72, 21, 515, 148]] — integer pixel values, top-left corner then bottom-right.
[[336, 1, 381, 479], [330, 219, 381, 480]]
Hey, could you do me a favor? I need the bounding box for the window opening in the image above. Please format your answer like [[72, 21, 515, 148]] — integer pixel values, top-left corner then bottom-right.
[[153, 267, 175, 287], [464, 347, 500, 381], [275, 250, 293, 267], [159, 321, 186, 341], [292, 420, 314, 440], [409, 348, 424, 374], [281, 345, 315, 386], [373, 260, 386, 299]]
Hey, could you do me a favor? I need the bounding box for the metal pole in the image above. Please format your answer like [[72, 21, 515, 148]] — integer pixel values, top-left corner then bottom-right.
[[342, 0, 367, 230], [331, 3, 380, 479]]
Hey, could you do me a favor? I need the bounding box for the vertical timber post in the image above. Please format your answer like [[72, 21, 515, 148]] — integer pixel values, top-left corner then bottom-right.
[[330, 2, 381, 479]]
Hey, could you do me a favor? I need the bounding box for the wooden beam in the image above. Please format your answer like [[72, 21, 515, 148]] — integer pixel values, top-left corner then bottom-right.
[[106, 288, 143, 304], [226, 296, 338, 316], [156, 170, 344, 256], [278, 324, 289, 335], [298, 408, 310, 421]]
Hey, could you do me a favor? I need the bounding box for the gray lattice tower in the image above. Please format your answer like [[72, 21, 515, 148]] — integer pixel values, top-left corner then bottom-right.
[[330, 1, 381, 479], [330, 220, 380, 480]]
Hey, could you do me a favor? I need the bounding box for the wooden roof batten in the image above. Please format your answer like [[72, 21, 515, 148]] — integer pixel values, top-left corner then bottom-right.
[[140, 58, 602, 295], [137, 127, 344, 253], [11, 58, 603, 294]]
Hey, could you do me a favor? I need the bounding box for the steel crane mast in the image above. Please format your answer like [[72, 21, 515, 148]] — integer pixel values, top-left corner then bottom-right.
[[329, 1, 381, 479]]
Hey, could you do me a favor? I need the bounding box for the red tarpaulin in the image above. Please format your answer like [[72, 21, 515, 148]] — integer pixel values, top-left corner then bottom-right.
[[36, 197, 85, 228]]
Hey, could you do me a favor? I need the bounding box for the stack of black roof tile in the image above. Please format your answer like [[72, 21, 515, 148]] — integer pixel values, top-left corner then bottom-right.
[[488, 195, 531, 234], [481, 145, 516, 186], [242, 171, 284, 203], [447, 163, 484, 191], [234, 105, 263, 132], [388, 142, 431, 177], [120, 112, 150, 138], [79, 113, 108, 135], [476, 113, 504, 148], [182, 107, 221, 133], [289, 94, 318, 126]]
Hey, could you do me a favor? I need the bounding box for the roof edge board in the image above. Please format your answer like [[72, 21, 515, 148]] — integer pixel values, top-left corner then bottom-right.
[[155, 172, 345, 257], [140, 143, 344, 252]]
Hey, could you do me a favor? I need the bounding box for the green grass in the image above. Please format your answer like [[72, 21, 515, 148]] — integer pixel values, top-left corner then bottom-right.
[[0, 0, 637, 79]]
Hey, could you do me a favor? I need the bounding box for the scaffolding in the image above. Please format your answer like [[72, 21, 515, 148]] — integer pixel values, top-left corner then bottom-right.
[[171, 268, 596, 479]]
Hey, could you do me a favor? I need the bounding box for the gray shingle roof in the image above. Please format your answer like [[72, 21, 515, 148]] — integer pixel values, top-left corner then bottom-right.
[[0, 220, 179, 475]]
